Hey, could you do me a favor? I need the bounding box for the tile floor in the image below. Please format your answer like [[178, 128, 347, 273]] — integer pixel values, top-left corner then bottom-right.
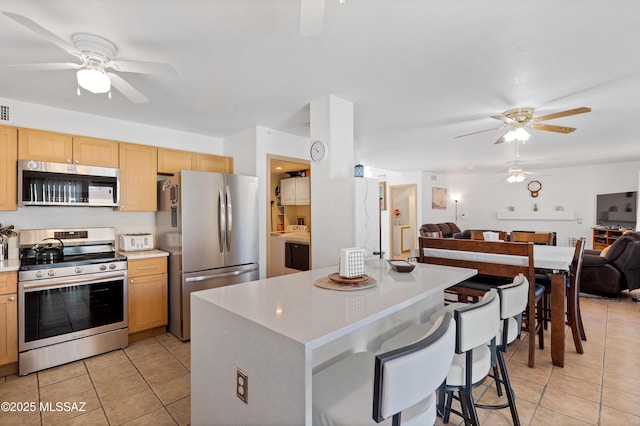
[[0, 333, 190, 425], [0, 293, 639, 425]]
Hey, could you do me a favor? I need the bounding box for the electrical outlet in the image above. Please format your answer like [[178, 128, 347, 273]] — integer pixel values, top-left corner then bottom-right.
[[236, 368, 248, 404]]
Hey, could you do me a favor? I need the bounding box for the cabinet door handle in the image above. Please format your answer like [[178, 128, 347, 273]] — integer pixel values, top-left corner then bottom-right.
[[130, 279, 134, 284], [8, 296, 15, 301], [136, 265, 160, 271], [74, 159, 80, 164]]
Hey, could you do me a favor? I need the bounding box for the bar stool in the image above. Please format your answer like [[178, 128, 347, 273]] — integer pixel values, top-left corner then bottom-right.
[[312, 312, 456, 425], [381, 289, 501, 425]]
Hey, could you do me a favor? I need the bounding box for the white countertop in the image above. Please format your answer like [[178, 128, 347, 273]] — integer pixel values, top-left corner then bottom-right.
[[0, 258, 20, 272], [192, 259, 477, 349], [118, 249, 169, 260]]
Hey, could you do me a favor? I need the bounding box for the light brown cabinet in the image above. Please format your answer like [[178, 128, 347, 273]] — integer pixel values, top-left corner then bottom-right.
[[118, 143, 157, 211], [18, 129, 119, 167], [158, 148, 233, 175], [195, 153, 233, 174], [71, 136, 120, 168], [0, 126, 17, 211], [127, 257, 168, 334], [0, 272, 18, 367]]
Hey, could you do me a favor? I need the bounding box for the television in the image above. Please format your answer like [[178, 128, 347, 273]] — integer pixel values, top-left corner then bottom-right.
[[596, 191, 637, 229]]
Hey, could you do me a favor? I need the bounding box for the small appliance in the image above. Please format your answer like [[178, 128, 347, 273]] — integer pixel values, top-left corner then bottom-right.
[[120, 233, 154, 251]]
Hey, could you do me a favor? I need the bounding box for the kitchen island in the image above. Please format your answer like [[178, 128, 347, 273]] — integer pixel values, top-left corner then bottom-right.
[[191, 259, 476, 426]]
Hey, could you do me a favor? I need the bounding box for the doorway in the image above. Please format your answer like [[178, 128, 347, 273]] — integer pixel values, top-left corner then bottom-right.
[[266, 154, 311, 277], [389, 184, 417, 260]]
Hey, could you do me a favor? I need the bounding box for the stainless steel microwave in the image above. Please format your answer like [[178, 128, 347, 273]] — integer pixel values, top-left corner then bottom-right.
[[18, 160, 120, 207]]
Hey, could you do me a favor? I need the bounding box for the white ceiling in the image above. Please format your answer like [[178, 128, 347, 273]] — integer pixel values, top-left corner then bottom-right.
[[1, 0, 639, 175]]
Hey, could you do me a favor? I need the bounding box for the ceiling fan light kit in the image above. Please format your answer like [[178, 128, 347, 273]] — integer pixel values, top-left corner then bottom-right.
[[76, 68, 111, 93], [504, 127, 531, 143]]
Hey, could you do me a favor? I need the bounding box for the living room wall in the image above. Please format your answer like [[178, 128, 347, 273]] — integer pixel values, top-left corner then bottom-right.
[[444, 161, 640, 248]]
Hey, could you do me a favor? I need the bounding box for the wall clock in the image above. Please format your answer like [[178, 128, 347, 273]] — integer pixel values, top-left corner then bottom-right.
[[527, 180, 542, 198], [310, 140, 328, 163]]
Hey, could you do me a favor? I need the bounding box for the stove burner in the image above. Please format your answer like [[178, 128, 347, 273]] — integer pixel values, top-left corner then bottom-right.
[[19, 252, 126, 271]]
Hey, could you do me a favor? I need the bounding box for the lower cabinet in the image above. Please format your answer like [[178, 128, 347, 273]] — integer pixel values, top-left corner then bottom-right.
[[0, 272, 18, 368], [127, 257, 168, 335]]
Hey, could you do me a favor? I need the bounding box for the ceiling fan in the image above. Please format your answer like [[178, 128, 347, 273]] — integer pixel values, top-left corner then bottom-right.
[[499, 163, 549, 183], [2, 11, 177, 103], [455, 106, 591, 145]]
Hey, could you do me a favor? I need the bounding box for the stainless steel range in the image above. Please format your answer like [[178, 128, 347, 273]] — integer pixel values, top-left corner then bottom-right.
[[18, 228, 128, 375]]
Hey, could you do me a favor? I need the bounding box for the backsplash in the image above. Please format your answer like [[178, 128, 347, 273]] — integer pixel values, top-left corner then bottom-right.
[[0, 207, 155, 258]]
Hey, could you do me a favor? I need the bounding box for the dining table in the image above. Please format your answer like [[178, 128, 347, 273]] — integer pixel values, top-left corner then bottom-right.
[[533, 245, 576, 368]]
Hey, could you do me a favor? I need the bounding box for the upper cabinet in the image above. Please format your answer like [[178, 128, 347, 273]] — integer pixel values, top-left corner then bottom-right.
[[157, 148, 196, 175], [195, 153, 233, 174], [281, 177, 310, 206], [118, 143, 157, 211], [158, 148, 233, 175], [0, 126, 18, 211], [18, 129, 119, 168], [71, 136, 119, 168]]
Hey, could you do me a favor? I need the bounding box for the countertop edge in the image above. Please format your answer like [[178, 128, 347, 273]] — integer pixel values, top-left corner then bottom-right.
[[118, 249, 169, 260]]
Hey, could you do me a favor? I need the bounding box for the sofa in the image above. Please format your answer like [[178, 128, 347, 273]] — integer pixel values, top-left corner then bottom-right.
[[580, 232, 640, 295], [419, 222, 462, 238]]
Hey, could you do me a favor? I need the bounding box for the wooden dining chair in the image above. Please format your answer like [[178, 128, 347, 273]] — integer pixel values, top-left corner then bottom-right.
[[539, 238, 587, 353], [471, 230, 508, 241], [511, 231, 554, 246]]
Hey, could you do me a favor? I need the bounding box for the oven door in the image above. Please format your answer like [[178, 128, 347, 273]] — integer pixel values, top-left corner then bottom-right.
[[18, 270, 128, 352]]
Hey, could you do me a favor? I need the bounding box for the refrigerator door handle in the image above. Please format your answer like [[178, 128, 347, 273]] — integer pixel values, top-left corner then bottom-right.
[[185, 270, 246, 282], [226, 185, 232, 252], [218, 187, 225, 253]]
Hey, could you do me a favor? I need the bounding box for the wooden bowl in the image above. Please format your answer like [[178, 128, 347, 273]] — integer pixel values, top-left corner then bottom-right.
[[387, 260, 415, 272]]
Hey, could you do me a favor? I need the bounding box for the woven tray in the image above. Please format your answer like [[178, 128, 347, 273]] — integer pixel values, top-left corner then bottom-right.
[[327, 272, 370, 284], [314, 276, 377, 291]]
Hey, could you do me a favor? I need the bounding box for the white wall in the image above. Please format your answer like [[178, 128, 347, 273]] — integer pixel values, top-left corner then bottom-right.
[[446, 161, 640, 248]]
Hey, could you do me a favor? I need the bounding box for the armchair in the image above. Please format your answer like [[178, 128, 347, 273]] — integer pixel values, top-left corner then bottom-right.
[[580, 232, 640, 295]]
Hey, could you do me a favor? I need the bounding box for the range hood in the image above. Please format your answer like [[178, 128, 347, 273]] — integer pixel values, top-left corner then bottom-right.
[[18, 160, 120, 207]]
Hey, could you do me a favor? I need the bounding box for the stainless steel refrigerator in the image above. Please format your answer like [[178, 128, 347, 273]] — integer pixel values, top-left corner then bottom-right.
[[157, 170, 259, 340]]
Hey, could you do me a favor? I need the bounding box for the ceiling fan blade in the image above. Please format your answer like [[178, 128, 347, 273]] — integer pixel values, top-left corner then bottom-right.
[[109, 59, 177, 76], [494, 133, 509, 145], [533, 107, 591, 122], [454, 126, 506, 139], [5, 62, 81, 71], [529, 123, 576, 133], [107, 73, 148, 104], [490, 115, 515, 124], [300, 0, 325, 37], [2, 12, 82, 57]]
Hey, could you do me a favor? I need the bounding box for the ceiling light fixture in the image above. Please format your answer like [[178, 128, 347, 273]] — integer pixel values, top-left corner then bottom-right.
[[76, 68, 111, 94], [504, 127, 531, 143], [506, 172, 526, 183]]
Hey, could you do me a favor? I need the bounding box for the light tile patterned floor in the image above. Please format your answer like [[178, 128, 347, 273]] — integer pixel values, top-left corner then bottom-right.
[[1, 293, 639, 425], [0, 333, 190, 425], [437, 292, 640, 426]]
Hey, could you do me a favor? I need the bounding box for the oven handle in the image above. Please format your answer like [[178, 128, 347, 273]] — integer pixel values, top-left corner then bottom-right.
[[20, 272, 127, 290]]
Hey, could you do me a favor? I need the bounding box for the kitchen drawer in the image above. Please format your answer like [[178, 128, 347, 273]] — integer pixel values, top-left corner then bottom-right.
[[0, 272, 17, 295], [128, 257, 167, 278]]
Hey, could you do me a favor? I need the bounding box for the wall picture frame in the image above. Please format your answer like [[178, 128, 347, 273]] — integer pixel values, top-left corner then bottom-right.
[[432, 187, 447, 209], [379, 181, 387, 210]]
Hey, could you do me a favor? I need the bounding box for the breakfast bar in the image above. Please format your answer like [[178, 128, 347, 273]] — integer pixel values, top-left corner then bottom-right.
[[190, 259, 477, 426]]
